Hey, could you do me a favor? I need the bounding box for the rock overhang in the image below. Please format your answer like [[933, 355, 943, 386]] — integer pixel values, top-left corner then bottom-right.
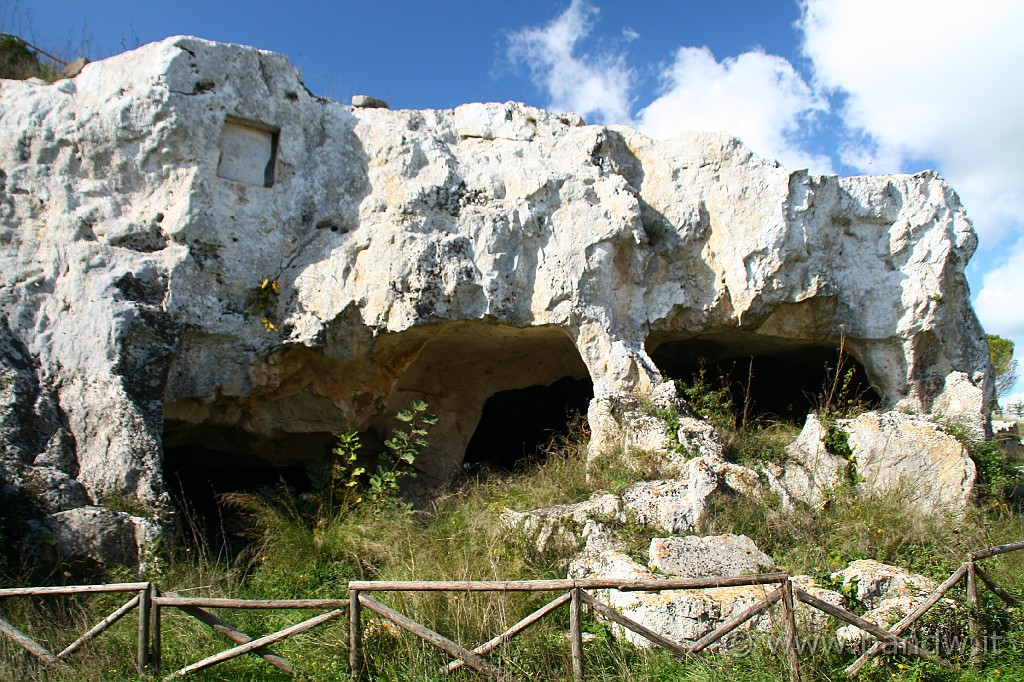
[[0, 36, 995, 565]]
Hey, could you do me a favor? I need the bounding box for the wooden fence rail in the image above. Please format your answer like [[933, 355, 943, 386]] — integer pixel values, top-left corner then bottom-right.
[[0, 582, 150, 674], [348, 575, 798, 682], [0, 541, 1020, 679]]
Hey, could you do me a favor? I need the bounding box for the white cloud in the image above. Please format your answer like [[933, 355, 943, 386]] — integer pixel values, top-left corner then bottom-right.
[[975, 238, 1024, 398], [800, 0, 1024, 244], [505, 0, 634, 125], [635, 46, 832, 173]]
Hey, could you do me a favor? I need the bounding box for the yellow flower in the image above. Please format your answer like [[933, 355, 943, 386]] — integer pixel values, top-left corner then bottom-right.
[[897, 663, 904, 669]]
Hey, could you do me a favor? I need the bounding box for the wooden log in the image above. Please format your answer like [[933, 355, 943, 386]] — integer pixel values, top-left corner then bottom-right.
[[165, 591, 294, 676], [973, 563, 1020, 607], [442, 592, 571, 674], [0, 613, 71, 671], [969, 540, 1024, 561], [150, 584, 162, 673], [846, 563, 967, 678], [348, 573, 788, 593], [349, 589, 361, 682], [357, 594, 515, 682], [138, 587, 150, 674], [0, 582, 150, 597], [579, 590, 688, 656], [794, 589, 948, 667], [154, 597, 349, 609], [57, 594, 140, 659], [349, 579, 577, 592], [781, 580, 802, 682], [165, 608, 342, 679], [689, 586, 783, 655], [569, 588, 584, 682], [967, 562, 981, 667]]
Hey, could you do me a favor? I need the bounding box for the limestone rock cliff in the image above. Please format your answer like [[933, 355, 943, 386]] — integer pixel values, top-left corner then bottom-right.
[[0, 37, 992, 566]]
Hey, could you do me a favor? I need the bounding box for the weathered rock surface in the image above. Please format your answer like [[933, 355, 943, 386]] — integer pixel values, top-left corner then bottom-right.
[[502, 455, 779, 554], [648, 534, 774, 578], [569, 539, 843, 649], [831, 559, 937, 610], [0, 36, 993, 563], [586, 381, 725, 475], [830, 560, 958, 648], [568, 549, 776, 649], [776, 411, 976, 512]]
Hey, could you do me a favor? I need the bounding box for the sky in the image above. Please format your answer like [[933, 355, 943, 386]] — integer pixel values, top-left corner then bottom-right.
[[6, 0, 1024, 409]]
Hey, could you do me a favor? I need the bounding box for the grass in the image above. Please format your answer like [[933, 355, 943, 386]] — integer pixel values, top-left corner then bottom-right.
[[1, 401, 1023, 680]]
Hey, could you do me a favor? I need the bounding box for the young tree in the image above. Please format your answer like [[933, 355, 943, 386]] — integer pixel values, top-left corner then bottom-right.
[[987, 334, 1019, 398]]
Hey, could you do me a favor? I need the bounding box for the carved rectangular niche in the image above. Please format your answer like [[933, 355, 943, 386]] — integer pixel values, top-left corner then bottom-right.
[[217, 117, 279, 187]]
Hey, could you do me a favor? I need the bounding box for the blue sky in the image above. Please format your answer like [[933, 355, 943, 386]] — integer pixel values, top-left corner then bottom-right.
[[8, 0, 1024, 405]]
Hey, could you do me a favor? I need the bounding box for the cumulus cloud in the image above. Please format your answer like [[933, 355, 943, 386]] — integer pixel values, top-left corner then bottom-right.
[[975, 238, 1024, 341], [505, 0, 634, 124], [801, 0, 1024, 395], [635, 46, 832, 172], [800, 0, 1024, 243]]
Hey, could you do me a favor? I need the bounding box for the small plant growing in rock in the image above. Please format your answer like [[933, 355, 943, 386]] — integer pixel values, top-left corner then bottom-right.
[[244, 277, 280, 332], [314, 400, 437, 515]]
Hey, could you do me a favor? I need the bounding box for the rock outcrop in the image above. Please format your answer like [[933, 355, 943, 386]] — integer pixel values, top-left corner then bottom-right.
[[501, 454, 779, 554], [0, 36, 993, 564], [569, 538, 844, 650], [775, 411, 977, 513], [831, 560, 959, 649]]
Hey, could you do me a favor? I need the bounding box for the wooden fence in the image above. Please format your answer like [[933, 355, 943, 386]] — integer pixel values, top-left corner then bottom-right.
[[0, 540, 1021, 680]]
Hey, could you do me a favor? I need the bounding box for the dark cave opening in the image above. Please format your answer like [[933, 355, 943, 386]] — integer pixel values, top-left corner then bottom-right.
[[648, 336, 880, 424], [463, 376, 594, 471], [162, 426, 335, 553]]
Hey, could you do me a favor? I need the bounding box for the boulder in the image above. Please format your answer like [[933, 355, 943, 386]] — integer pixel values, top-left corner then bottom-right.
[[503, 455, 781, 553], [587, 381, 726, 477], [0, 36, 993, 564], [830, 560, 959, 649], [499, 494, 623, 555], [568, 549, 775, 649], [830, 559, 937, 610], [569, 539, 845, 649], [47, 507, 161, 571], [648, 534, 775, 578], [778, 411, 976, 512]]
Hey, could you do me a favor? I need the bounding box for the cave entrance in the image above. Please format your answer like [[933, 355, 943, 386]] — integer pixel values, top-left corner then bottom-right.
[[647, 332, 880, 424], [161, 424, 335, 553], [463, 377, 593, 471], [376, 323, 594, 480]]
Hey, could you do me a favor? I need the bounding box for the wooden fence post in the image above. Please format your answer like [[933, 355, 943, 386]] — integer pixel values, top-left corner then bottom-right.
[[570, 588, 584, 682], [149, 584, 161, 673], [967, 562, 981, 667], [349, 589, 362, 681], [781, 578, 802, 682], [137, 584, 151, 676]]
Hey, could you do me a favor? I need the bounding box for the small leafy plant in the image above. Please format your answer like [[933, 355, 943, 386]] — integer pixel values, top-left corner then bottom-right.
[[315, 400, 438, 515], [245, 277, 281, 332]]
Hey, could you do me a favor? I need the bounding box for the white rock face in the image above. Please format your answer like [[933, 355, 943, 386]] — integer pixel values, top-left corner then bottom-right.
[[499, 494, 623, 555], [587, 381, 726, 476], [830, 560, 958, 648], [568, 549, 776, 649], [0, 37, 993, 563], [831, 559, 938, 610], [569, 541, 843, 649], [778, 411, 976, 512], [503, 454, 780, 555], [649, 534, 775, 578]]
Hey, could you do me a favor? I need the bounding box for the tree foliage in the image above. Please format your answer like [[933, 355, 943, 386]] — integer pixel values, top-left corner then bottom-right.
[[987, 333, 1019, 398]]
